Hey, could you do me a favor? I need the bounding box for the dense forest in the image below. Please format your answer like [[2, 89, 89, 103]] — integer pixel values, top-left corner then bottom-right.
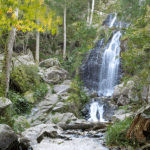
[[0, 0, 150, 150]]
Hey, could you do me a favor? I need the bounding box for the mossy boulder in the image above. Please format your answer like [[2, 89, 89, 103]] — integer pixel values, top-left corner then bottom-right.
[[24, 90, 35, 103], [10, 64, 40, 93], [39, 58, 60, 68]]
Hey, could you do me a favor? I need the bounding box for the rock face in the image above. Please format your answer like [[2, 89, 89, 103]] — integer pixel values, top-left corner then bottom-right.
[[44, 66, 69, 84], [90, 91, 98, 98], [0, 124, 19, 150], [39, 58, 60, 68], [113, 80, 135, 100], [117, 95, 130, 106], [53, 85, 71, 94], [0, 97, 12, 112]]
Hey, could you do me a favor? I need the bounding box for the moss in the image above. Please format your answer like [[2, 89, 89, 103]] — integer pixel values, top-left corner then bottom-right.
[[10, 64, 40, 93]]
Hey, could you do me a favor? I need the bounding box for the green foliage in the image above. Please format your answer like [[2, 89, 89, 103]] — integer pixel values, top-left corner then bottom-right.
[[8, 91, 31, 115], [52, 117, 61, 124], [33, 83, 48, 102], [67, 76, 90, 117], [105, 116, 135, 148], [120, 5, 150, 101], [10, 64, 40, 93]]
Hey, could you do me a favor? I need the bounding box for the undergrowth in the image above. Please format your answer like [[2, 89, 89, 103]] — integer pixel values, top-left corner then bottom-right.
[[105, 116, 137, 149], [67, 75, 90, 117]]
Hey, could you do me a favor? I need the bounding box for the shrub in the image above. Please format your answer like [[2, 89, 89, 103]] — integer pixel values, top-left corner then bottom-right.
[[105, 116, 135, 148], [33, 83, 48, 101], [68, 76, 90, 117], [8, 91, 31, 115]]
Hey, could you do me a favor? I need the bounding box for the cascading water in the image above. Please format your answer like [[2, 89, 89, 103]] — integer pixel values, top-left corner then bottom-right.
[[88, 102, 106, 122], [81, 14, 122, 122], [98, 31, 122, 96]]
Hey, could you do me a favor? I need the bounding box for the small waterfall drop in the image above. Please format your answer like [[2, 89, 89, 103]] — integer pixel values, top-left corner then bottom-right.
[[88, 102, 106, 122], [98, 31, 122, 96]]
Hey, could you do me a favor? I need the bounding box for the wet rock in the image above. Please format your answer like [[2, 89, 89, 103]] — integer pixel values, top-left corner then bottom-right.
[[39, 58, 60, 68], [90, 91, 98, 98], [0, 124, 19, 150], [120, 38, 128, 53], [117, 95, 130, 106]]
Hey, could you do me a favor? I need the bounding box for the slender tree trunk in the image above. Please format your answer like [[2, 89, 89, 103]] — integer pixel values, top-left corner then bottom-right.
[[63, 4, 66, 60], [146, 85, 149, 104], [87, 0, 90, 23], [90, 0, 95, 25], [1, 9, 18, 97], [36, 20, 40, 64], [36, 30, 40, 64]]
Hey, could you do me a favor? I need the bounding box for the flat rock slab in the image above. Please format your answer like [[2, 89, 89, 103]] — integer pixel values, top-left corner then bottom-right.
[[53, 85, 71, 94], [32, 137, 108, 150]]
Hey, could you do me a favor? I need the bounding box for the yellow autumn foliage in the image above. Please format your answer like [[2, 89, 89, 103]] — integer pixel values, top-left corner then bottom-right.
[[0, 0, 62, 34]]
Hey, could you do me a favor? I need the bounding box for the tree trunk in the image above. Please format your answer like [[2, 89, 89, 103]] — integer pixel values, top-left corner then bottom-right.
[[146, 85, 149, 104], [36, 30, 40, 64], [2, 28, 16, 97], [1, 9, 18, 97], [58, 121, 111, 131], [87, 0, 90, 23], [90, 0, 95, 25], [36, 20, 40, 64], [63, 5, 66, 60]]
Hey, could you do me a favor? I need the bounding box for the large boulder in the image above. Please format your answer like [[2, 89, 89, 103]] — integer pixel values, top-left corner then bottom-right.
[[113, 80, 135, 100], [0, 124, 19, 150], [10, 64, 40, 93], [20, 124, 63, 145], [39, 58, 60, 68], [0, 97, 12, 113], [117, 95, 130, 106], [43, 66, 69, 84], [46, 112, 77, 124], [12, 49, 35, 67]]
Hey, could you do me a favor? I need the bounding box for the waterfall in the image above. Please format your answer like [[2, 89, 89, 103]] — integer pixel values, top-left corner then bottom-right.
[[88, 102, 106, 122], [98, 31, 122, 96], [81, 14, 122, 122]]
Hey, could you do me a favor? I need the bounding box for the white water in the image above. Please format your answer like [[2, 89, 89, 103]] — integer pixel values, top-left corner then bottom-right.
[[98, 31, 122, 96], [88, 14, 122, 122], [109, 13, 117, 28], [88, 102, 106, 122]]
